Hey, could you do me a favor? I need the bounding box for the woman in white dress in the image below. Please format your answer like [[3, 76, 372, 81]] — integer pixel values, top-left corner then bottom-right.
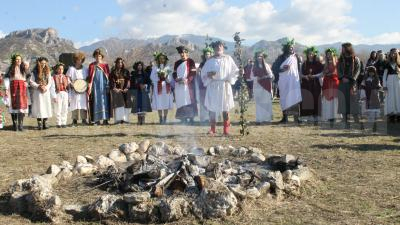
[[150, 52, 174, 124], [252, 51, 274, 124], [30, 57, 56, 130], [66, 52, 89, 126], [383, 48, 400, 123]]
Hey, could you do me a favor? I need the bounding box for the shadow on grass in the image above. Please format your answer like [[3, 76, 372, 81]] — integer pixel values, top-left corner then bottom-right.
[[311, 143, 400, 151], [44, 133, 128, 139]]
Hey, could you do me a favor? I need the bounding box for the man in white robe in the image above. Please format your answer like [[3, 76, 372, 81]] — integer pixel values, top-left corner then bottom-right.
[[272, 39, 302, 124], [173, 46, 198, 123], [201, 41, 239, 135]]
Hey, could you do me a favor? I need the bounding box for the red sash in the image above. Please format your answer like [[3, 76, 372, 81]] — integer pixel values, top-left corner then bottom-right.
[[253, 65, 272, 93], [10, 80, 27, 109], [322, 64, 339, 100]]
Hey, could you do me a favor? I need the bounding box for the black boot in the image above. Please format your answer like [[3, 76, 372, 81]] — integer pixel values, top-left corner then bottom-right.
[[279, 114, 288, 124], [163, 116, 167, 124], [329, 119, 335, 128], [42, 118, 48, 130], [103, 120, 109, 125], [343, 114, 350, 129], [142, 116, 145, 125], [17, 114, 24, 131], [37, 119, 43, 130], [372, 122, 377, 132], [82, 119, 88, 125], [11, 113, 17, 131], [72, 119, 78, 127], [294, 115, 302, 124], [159, 116, 163, 124]]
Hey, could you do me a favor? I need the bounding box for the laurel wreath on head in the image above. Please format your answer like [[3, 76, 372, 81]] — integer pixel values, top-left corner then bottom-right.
[[282, 38, 295, 49], [325, 47, 338, 56], [254, 49, 268, 59], [153, 51, 168, 63], [10, 53, 22, 64], [303, 46, 319, 55], [202, 46, 214, 55]]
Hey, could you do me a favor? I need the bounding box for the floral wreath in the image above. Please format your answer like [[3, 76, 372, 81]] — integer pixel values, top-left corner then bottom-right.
[[303, 46, 319, 55], [153, 51, 168, 63], [325, 48, 338, 56]]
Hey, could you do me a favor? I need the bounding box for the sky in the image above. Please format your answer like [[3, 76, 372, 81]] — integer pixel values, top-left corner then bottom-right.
[[0, 0, 399, 47]]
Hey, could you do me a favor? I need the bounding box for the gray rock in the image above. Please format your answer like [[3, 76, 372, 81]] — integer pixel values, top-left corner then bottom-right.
[[193, 179, 238, 219], [108, 149, 127, 163], [129, 201, 159, 223], [214, 145, 228, 155], [88, 194, 126, 219], [232, 147, 248, 157], [292, 165, 313, 182], [123, 192, 151, 204], [256, 181, 271, 194], [63, 204, 89, 220], [159, 197, 189, 222], [246, 187, 261, 199], [119, 142, 139, 155], [188, 155, 211, 168], [147, 142, 172, 157], [187, 147, 206, 156], [228, 184, 246, 199], [25, 189, 63, 223], [251, 152, 266, 163], [172, 145, 185, 156], [282, 170, 293, 182], [126, 152, 143, 162], [9, 191, 29, 214], [138, 139, 151, 153], [268, 171, 284, 191], [248, 147, 262, 154]]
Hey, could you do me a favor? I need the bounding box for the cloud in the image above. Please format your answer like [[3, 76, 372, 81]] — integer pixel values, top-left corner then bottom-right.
[[0, 30, 6, 38], [74, 38, 101, 48], [105, 0, 400, 45]]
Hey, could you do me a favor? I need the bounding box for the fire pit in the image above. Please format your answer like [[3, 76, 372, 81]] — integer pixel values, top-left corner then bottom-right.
[[6, 140, 313, 223]]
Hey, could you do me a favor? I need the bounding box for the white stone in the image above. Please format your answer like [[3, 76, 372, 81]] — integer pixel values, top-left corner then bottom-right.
[[293, 165, 313, 182], [60, 161, 73, 170], [256, 181, 271, 194], [76, 155, 87, 164], [208, 147, 216, 156], [96, 155, 116, 169], [246, 187, 261, 199], [56, 168, 73, 181], [282, 170, 293, 182], [119, 142, 139, 155], [250, 152, 266, 163], [76, 163, 97, 175], [88, 194, 125, 219], [126, 152, 143, 162], [108, 149, 127, 163], [248, 147, 262, 154], [232, 147, 248, 157], [46, 165, 61, 177], [85, 155, 95, 164], [138, 139, 151, 153]]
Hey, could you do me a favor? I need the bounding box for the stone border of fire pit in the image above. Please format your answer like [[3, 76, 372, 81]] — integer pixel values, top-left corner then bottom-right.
[[5, 140, 314, 223]]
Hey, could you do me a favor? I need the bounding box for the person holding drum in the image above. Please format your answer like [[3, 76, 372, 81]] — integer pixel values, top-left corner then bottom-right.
[[67, 52, 89, 126], [110, 57, 131, 124], [87, 48, 112, 125]]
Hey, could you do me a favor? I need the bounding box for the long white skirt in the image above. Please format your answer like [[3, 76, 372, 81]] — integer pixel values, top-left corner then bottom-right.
[[321, 96, 339, 121], [31, 90, 53, 118], [254, 81, 273, 122], [205, 81, 234, 113], [114, 107, 130, 123], [151, 83, 174, 110], [384, 74, 400, 115]]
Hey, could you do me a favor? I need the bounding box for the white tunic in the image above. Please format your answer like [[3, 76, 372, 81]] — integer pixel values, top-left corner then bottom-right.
[[30, 74, 55, 118], [175, 61, 193, 108], [150, 65, 174, 110], [201, 55, 238, 113], [383, 68, 400, 115], [67, 66, 88, 111], [253, 63, 274, 122], [278, 54, 302, 111]]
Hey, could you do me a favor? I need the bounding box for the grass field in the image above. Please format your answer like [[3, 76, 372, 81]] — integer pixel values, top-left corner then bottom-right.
[[0, 101, 399, 225]]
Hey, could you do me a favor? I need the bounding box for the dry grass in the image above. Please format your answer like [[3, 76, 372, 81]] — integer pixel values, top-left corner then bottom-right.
[[0, 101, 399, 225]]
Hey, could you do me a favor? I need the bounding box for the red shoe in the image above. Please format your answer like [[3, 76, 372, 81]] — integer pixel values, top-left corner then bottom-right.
[[223, 121, 230, 135], [208, 122, 216, 135]]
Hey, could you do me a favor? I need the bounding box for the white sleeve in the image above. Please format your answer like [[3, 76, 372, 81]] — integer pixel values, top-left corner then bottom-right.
[[30, 74, 39, 89], [382, 69, 388, 88], [227, 56, 239, 85], [49, 76, 56, 98], [201, 61, 211, 87], [265, 63, 274, 79]]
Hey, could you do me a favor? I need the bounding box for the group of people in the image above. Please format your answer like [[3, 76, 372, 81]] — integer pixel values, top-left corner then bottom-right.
[[0, 39, 399, 134]]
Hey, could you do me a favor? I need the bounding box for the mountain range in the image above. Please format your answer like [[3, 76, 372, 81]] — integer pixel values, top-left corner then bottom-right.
[[1, 28, 399, 72]]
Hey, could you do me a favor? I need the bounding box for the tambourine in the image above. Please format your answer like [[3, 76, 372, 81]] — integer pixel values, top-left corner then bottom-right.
[[72, 79, 88, 94]]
